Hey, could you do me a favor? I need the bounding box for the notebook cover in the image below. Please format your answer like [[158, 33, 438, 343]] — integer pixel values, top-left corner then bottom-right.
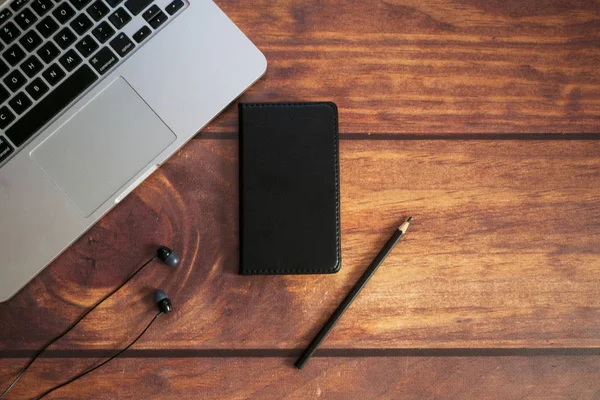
[[239, 102, 341, 275]]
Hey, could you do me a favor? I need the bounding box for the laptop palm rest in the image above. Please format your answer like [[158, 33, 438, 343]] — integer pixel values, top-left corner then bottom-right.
[[31, 77, 176, 217]]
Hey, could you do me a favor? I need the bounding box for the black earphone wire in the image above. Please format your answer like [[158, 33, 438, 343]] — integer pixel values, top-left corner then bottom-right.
[[0, 255, 158, 399], [35, 311, 162, 400]]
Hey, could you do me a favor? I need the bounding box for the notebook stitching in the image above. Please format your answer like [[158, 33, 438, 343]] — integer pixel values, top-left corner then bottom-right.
[[241, 103, 332, 108], [240, 102, 341, 274]]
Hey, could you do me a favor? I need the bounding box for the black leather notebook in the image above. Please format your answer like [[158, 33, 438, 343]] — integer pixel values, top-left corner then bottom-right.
[[239, 102, 341, 275]]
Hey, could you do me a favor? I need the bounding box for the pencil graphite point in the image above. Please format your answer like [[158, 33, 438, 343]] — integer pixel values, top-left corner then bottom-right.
[[398, 217, 412, 233]]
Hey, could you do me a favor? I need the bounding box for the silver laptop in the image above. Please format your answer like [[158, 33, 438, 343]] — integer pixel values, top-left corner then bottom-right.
[[0, 0, 266, 301]]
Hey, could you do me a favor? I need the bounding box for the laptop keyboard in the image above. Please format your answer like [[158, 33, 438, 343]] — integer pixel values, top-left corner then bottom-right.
[[0, 0, 186, 166]]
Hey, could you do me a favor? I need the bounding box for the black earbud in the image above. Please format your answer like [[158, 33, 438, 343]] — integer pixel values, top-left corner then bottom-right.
[[156, 246, 180, 268], [154, 289, 173, 314], [2, 247, 182, 400]]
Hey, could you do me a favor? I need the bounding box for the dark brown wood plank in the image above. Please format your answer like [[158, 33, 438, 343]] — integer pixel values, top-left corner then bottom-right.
[[203, 0, 600, 134], [1, 139, 599, 351], [1, 356, 599, 399]]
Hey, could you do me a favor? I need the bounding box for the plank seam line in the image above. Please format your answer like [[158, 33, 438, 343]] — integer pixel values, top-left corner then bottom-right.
[[2, 348, 600, 358], [196, 133, 600, 140]]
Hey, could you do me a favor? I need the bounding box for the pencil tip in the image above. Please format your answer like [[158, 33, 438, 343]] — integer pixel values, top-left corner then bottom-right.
[[398, 217, 412, 232]]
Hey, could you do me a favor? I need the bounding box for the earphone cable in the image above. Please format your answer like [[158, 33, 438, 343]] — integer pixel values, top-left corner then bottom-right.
[[35, 311, 162, 400], [0, 255, 158, 399]]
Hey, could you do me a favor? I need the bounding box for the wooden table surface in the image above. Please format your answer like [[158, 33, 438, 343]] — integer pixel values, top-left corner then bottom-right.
[[2, 0, 600, 398]]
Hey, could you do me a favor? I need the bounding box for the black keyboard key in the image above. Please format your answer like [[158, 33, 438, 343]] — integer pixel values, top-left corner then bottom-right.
[[0, 107, 15, 129], [132, 25, 150, 43], [53, 26, 75, 49], [8, 91, 32, 114], [141, 4, 158, 21], [0, 9, 13, 27], [10, 0, 30, 12], [75, 34, 97, 56], [58, 48, 81, 71], [109, 32, 133, 57], [36, 15, 58, 37], [25, 76, 48, 99], [148, 10, 166, 29], [165, 0, 182, 15], [20, 29, 43, 51], [37, 40, 60, 62], [6, 65, 97, 146], [3, 44, 26, 66], [124, 0, 151, 16], [108, 7, 130, 29], [0, 22, 21, 44], [91, 21, 114, 43], [70, 13, 92, 34], [0, 84, 9, 102], [15, 8, 38, 30], [0, 135, 14, 161], [52, 2, 74, 23], [68, 0, 92, 10], [31, 0, 54, 16], [20, 55, 43, 77], [0, 60, 8, 77], [86, 0, 109, 20], [4, 69, 27, 91], [41, 62, 64, 85], [89, 46, 116, 74], [106, 0, 122, 6]]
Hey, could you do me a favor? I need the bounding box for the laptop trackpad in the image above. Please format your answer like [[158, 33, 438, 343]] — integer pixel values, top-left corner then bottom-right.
[[31, 77, 176, 217]]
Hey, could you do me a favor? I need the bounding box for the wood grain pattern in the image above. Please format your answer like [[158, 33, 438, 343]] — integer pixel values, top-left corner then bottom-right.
[[1, 356, 599, 399], [1, 139, 599, 352], [2, 1, 600, 397], [204, 0, 600, 134]]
